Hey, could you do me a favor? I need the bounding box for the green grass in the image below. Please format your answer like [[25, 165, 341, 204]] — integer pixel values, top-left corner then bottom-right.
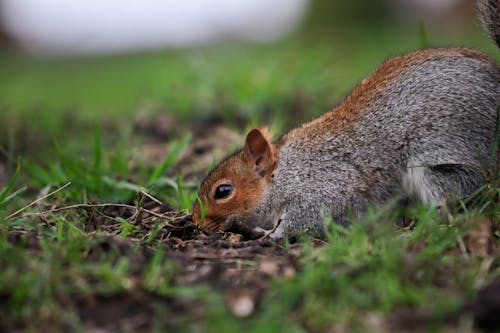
[[0, 11, 499, 332], [1, 22, 497, 149], [2, 189, 498, 331]]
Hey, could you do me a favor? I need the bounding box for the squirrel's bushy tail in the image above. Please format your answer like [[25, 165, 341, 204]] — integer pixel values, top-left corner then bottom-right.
[[478, 0, 500, 48]]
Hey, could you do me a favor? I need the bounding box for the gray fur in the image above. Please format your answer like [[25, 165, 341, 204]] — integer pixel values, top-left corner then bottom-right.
[[251, 54, 499, 238], [478, 0, 500, 47]]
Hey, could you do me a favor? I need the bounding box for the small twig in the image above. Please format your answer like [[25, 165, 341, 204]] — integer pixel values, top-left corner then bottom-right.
[[474, 257, 494, 289], [130, 190, 146, 224], [7, 182, 72, 219], [139, 188, 163, 205], [91, 207, 122, 224], [21, 202, 182, 221], [133, 207, 143, 225], [441, 199, 469, 259], [258, 219, 282, 240], [402, 220, 416, 230]]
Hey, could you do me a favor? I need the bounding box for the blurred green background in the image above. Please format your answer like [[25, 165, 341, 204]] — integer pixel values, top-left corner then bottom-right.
[[0, 0, 498, 165]]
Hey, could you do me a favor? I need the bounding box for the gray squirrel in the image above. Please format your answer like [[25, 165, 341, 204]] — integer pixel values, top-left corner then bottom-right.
[[192, 0, 499, 239]]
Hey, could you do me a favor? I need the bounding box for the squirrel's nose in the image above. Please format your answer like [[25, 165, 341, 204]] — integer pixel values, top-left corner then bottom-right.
[[191, 202, 204, 226], [194, 215, 221, 232], [191, 207, 199, 225]]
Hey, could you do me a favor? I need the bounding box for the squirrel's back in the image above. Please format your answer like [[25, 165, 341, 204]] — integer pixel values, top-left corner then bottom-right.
[[284, 48, 496, 147]]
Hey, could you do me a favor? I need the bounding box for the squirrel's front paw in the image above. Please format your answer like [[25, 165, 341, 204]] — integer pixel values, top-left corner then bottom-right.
[[268, 227, 286, 240]]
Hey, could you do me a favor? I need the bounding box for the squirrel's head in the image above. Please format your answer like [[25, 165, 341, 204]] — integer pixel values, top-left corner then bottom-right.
[[192, 128, 278, 232]]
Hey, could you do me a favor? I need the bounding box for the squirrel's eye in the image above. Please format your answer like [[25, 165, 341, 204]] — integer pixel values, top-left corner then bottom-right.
[[214, 184, 233, 200]]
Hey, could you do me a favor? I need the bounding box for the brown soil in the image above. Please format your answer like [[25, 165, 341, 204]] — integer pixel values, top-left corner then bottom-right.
[[5, 195, 309, 332]]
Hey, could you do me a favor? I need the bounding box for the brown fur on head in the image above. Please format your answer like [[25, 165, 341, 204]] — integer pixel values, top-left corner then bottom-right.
[[192, 128, 278, 231]]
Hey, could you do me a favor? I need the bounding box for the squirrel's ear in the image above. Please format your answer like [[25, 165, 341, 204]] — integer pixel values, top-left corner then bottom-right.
[[244, 128, 277, 178]]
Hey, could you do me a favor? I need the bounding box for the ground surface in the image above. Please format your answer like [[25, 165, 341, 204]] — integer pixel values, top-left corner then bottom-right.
[[3, 202, 500, 333], [2, 120, 499, 332]]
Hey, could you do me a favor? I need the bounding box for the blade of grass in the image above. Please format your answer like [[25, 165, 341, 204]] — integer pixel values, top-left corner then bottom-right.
[[7, 182, 71, 219], [0, 186, 27, 208], [149, 133, 191, 183], [418, 22, 430, 48], [0, 162, 21, 209], [176, 174, 189, 211], [488, 106, 499, 174], [93, 124, 103, 175], [92, 125, 104, 191]]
